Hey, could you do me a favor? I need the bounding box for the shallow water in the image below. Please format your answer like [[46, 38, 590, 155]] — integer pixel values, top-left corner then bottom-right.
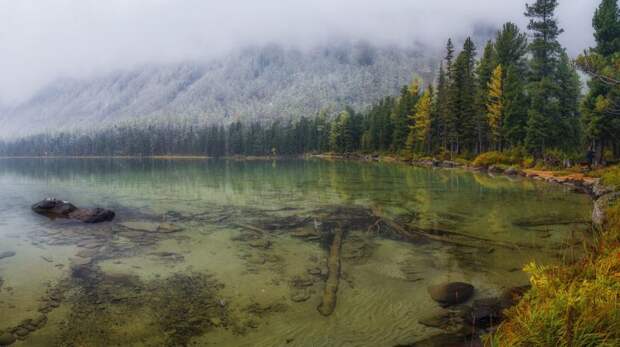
[[0, 158, 592, 346]]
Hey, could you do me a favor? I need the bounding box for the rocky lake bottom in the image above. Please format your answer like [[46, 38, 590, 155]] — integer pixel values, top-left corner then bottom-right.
[[0, 158, 593, 346]]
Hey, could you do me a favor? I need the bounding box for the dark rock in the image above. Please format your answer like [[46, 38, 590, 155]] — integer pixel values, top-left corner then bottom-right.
[[504, 166, 520, 176], [32, 198, 114, 223], [0, 251, 16, 260], [467, 298, 503, 328], [0, 333, 16, 346], [13, 328, 28, 338], [69, 208, 115, 223], [290, 289, 311, 302], [488, 165, 505, 173], [31, 198, 77, 218], [428, 282, 474, 307], [418, 306, 472, 333]]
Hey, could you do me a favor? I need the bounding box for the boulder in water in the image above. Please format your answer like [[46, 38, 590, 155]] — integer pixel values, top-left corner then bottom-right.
[[32, 198, 114, 223], [69, 208, 115, 223], [428, 282, 474, 307], [31, 198, 76, 218]]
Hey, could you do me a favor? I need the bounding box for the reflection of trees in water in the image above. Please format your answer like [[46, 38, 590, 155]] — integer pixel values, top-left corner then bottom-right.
[[0, 159, 589, 224]]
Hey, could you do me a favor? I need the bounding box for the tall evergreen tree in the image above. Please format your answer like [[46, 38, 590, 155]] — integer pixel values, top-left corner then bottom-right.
[[475, 41, 497, 153], [524, 0, 572, 156], [578, 0, 620, 164], [503, 64, 529, 146], [449, 37, 477, 155]]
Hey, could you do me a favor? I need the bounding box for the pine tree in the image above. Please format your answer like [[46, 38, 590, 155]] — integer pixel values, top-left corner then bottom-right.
[[448, 37, 477, 155], [593, 0, 620, 56], [524, 0, 570, 156], [577, 0, 620, 164], [495, 22, 528, 72], [503, 65, 529, 146], [487, 65, 504, 150], [475, 41, 497, 153], [391, 80, 420, 152]]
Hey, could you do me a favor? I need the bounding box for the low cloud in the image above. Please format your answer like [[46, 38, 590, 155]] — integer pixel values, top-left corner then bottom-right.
[[0, 0, 598, 103]]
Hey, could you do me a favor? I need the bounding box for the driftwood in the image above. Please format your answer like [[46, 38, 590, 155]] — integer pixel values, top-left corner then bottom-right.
[[317, 228, 344, 316]]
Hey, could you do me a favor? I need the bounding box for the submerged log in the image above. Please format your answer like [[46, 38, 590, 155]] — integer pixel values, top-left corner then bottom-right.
[[370, 206, 539, 250], [317, 228, 344, 316]]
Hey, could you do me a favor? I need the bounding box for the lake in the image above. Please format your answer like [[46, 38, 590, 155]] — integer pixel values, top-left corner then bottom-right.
[[0, 158, 592, 346]]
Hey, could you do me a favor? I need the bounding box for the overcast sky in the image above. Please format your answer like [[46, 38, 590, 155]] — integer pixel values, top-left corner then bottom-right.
[[0, 0, 599, 104]]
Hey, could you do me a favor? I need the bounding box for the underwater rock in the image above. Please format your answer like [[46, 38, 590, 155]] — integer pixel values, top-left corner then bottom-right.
[[418, 306, 472, 333], [467, 298, 503, 327], [248, 239, 272, 249], [120, 221, 182, 233], [290, 288, 311, 302], [31, 198, 114, 223], [290, 275, 315, 288], [0, 333, 16, 346], [31, 198, 77, 217], [428, 282, 474, 307], [398, 333, 482, 347], [76, 249, 99, 258], [69, 208, 115, 223], [0, 251, 16, 260]]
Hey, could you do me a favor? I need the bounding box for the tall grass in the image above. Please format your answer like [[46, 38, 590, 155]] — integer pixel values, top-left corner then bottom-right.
[[489, 201, 620, 346]]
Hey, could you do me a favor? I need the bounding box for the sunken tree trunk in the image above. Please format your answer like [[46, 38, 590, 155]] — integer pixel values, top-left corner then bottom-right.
[[317, 228, 344, 316]]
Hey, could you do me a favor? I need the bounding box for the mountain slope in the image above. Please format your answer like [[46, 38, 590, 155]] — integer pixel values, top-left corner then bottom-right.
[[0, 42, 437, 139]]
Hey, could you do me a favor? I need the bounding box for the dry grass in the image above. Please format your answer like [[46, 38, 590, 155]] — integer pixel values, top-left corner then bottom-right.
[[489, 201, 620, 346]]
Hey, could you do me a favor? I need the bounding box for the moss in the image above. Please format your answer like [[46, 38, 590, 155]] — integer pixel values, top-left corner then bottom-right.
[[601, 166, 620, 189], [489, 203, 620, 346]]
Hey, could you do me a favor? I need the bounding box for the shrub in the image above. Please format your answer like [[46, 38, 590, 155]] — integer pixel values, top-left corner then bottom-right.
[[472, 151, 522, 168], [490, 202, 620, 346]]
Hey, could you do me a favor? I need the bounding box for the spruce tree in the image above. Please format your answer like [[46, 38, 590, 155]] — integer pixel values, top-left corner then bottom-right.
[[503, 65, 529, 147], [475, 41, 497, 153], [524, 0, 570, 156], [449, 37, 477, 155], [577, 0, 620, 164]]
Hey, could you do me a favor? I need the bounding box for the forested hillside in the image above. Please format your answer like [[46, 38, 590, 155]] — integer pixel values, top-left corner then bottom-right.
[[0, 41, 436, 139], [1, 0, 618, 166]]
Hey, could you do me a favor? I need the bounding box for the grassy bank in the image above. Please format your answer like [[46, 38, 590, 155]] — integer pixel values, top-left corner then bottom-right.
[[488, 167, 620, 346]]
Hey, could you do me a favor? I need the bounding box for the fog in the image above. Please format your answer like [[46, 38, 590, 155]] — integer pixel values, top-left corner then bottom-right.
[[0, 0, 598, 104]]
